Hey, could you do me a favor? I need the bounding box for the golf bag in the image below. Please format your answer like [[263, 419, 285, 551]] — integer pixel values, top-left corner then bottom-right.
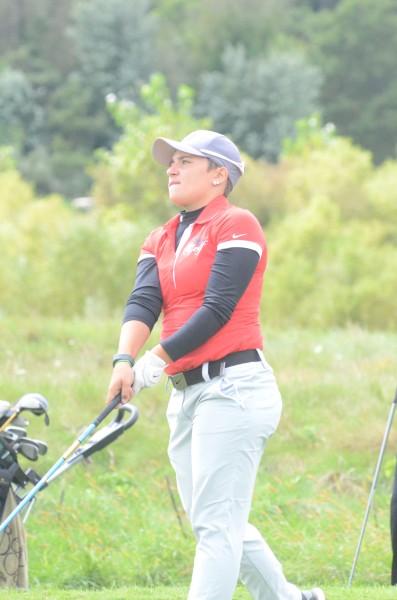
[[0, 490, 28, 588], [0, 394, 138, 589], [0, 394, 50, 589], [0, 441, 29, 588]]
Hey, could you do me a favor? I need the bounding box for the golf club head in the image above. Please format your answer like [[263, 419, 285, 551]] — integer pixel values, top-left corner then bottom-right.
[[5, 426, 28, 439], [0, 401, 13, 430], [0, 430, 20, 445], [15, 440, 39, 461], [0, 400, 11, 419], [1, 425, 48, 457], [22, 437, 47, 456], [15, 393, 50, 425], [11, 416, 29, 427], [0, 430, 33, 463]]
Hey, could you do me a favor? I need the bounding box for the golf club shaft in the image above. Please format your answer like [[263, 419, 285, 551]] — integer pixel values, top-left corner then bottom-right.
[[348, 387, 397, 587], [46, 404, 139, 484], [0, 411, 19, 433], [0, 392, 121, 533]]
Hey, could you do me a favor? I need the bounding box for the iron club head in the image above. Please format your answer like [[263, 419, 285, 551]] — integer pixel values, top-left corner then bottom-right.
[[4, 426, 28, 439], [14, 440, 40, 462], [22, 437, 48, 456]]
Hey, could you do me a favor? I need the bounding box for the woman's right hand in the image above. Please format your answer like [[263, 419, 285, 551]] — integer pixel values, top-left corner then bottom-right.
[[106, 362, 135, 405]]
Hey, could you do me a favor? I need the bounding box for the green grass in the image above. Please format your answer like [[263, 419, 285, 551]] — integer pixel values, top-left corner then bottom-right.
[[1, 317, 397, 597], [0, 585, 397, 599]]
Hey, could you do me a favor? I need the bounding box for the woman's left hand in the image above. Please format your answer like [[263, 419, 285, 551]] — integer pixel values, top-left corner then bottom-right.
[[132, 350, 168, 394]]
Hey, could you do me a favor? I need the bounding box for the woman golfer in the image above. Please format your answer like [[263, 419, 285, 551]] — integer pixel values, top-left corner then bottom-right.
[[107, 130, 325, 600]]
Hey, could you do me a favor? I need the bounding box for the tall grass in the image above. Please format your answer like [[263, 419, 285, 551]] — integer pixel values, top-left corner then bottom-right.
[[0, 317, 396, 596]]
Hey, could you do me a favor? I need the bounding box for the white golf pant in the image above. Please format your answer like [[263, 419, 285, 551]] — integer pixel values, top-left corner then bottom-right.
[[166, 354, 301, 600]]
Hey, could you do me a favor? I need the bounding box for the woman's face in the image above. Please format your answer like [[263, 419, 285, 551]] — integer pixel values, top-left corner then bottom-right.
[[166, 151, 224, 211]]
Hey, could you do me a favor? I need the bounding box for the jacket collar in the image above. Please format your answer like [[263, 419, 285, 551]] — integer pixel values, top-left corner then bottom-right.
[[195, 195, 228, 223], [163, 195, 228, 232]]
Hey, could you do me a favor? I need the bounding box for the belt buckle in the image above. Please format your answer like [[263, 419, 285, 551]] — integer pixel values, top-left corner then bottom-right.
[[171, 372, 188, 390]]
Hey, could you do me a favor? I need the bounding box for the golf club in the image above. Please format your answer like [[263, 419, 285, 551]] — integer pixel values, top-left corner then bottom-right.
[[0, 393, 49, 433], [46, 402, 138, 483], [348, 387, 397, 587], [6, 416, 29, 428], [0, 435, 30, 491], [0, 401, 11, 420], [0, 436, 16, 468], [12, 467, 45, 499], [13, 402, 137, 506], [0, 430, 26, 446], [14, 440, 40, 462], [0, 392, 122, 532], [1, 428, 48, 457], [4, 426, 28, 439], [21, 437, 48, 456]]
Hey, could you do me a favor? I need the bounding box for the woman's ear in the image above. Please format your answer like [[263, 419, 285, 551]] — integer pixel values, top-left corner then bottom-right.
[[212, 167, 228, 186], [218, 166, 228, 184]]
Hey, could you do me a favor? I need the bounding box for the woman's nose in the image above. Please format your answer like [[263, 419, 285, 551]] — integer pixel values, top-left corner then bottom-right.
[[167, 163, 177, 176]]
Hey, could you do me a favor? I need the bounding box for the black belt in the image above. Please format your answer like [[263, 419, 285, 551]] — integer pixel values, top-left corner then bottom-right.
[[170, 349, 261, 390]]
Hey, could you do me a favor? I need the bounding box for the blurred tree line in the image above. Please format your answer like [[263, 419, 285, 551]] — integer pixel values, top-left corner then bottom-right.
[[0, 0, 397, 198], [1, 76, 396, 330], [1, 0, 396, 330]]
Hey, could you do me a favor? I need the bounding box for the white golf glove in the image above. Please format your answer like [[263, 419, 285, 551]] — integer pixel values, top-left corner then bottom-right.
[[132, 350, 167, 394]]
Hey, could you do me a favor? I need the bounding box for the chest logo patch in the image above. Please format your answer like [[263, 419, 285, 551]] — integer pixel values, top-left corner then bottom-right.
[[183, 237, 208, 257]]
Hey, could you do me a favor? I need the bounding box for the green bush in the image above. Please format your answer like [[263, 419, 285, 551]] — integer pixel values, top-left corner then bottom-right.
[[263, 198, 397, 329], [0, 169, 144, 318], [1, 113, 397, 329]]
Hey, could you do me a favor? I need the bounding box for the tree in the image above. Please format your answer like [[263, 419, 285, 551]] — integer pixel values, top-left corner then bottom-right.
[[68, 0, 157, 100], [20, 0, 159, 198], [91, 73, 210, 220], [311, 0, 397, 163], [0, 68, 43, 152], [195, 45, 322, 162], [295, 0, 342, 10], [152, 0, 306, 94]]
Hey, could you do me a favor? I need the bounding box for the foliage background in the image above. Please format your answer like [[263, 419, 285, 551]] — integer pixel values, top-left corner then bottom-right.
[[0, 0, 396, 329], [1, 93, 396, 330], [0, 1, 397, 594], [1, 0, 397, 197]]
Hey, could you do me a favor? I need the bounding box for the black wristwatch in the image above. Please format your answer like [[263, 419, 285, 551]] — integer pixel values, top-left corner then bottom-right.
[[112, 353, 135, 368]]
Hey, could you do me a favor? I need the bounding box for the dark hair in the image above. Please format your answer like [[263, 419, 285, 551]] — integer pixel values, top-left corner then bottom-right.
[[207, 159, 233, 196]]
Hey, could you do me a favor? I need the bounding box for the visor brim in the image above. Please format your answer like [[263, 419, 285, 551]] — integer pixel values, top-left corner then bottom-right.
[[152, 137, 206, 166]]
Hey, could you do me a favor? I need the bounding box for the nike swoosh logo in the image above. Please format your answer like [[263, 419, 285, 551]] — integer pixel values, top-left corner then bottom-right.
[[232, 233, 247, 239]]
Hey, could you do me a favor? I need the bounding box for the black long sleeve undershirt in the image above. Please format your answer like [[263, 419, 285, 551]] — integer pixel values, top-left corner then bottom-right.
[[123, 257, 162, 331]]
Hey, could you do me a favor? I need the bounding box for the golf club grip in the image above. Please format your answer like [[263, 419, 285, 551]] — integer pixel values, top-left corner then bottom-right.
[[93, 392, 122, 427]]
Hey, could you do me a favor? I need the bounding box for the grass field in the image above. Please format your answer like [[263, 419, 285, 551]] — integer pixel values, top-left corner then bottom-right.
[[0, 584, 397, 599], [0, 317, 397, 598]]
